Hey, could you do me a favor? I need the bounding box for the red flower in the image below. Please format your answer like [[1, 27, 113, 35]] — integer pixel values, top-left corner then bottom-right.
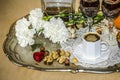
[[33, 52, 45, 62]]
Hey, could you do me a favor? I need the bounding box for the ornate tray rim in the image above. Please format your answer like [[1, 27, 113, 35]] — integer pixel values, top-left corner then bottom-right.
[[2, 17, 120, 74]]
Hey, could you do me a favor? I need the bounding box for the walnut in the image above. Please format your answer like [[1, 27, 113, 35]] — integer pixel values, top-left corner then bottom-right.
[[52, 51, 59, 60], [43, 55, 53, 65], [40, 46, 45, 52], [57, 56, 66, 64], [60, 50, 65, 56], [64, 58, 70, 66]]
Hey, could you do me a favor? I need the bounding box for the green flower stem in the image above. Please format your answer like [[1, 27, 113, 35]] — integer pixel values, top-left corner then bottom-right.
[[42, 10, 104, 27]]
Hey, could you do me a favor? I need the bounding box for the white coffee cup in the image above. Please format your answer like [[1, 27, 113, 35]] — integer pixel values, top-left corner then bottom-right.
[[82, 32, 109, 60]]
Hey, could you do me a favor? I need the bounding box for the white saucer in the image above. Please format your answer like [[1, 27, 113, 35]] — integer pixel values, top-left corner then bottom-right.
[[73, 43, 111, 64]]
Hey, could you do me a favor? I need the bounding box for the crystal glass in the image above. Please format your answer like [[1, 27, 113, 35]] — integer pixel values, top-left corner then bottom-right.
[[102, 0, 120, 41], [80, 0, 100, 32]]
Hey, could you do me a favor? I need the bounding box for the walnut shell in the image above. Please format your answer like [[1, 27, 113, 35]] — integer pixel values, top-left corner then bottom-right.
[[58, 56, 66, 64], [52, 51, 59, 60], [60, 50, 65, 56]]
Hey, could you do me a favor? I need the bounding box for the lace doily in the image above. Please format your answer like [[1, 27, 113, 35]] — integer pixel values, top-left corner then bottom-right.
[[60, 27, 120, 68]]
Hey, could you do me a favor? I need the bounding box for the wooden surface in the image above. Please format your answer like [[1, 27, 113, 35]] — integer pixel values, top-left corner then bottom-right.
[[0, 0, 120, 80]]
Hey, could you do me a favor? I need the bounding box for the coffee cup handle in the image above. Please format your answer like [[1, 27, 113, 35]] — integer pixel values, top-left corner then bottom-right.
[[101, 41, 109, 52]]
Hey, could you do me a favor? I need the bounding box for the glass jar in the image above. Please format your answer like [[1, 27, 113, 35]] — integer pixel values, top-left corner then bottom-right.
[[41, 0, 74, 15]]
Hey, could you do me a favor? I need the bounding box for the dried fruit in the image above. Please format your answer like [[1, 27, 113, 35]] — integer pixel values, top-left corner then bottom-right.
[[64, 58, 70, 66], [65, 51, 71, 57], [57, 56, 66, 64], [40, 46, 45, 52], [60, 50, 65, 56], [72, 58, 78, 64], [45, 50, 49, 56], [47, 56, 53, 65], [96, 27, 102, 35], [43, 56, 53, 65], [52, 51, 59, 60], [56, 49, 61, 56]]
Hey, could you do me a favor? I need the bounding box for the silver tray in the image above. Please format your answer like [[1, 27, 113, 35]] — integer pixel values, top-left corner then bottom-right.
[[3, 18, 120, 74]]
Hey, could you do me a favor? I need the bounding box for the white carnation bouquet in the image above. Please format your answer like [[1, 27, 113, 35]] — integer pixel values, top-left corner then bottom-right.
[[15, 8, 104, 48], [15, 8, 69, 47]]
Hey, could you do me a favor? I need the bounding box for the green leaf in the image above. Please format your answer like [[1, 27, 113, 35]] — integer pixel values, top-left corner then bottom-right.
[[60, 13, 66, 17], [31, 43, 43, 51], [93, 16, 104, 24], [59, 9, 67, 14], [42, 16, 52, 21], [93, 11, 104, 24], [47, 16, 52, 20], [38, 28, 44, 33], [97, 11, 104, 17]]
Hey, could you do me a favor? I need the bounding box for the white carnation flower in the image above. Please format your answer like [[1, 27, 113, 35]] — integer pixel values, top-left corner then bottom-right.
[[15, 17, 30, 31], [43, 17, 69, 43], [15, 17, 36, 47], [15, 8, 69, 47], [29, 8, 43, 18], [28, 8, 45, 35]]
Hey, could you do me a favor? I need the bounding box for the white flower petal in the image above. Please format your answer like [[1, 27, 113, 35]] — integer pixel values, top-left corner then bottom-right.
[[43, 17, 69, 43], [15, 17, 35, 47]]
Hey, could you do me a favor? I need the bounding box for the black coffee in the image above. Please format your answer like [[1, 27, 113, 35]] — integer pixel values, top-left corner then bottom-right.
[[84, 33, 100, 42]]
